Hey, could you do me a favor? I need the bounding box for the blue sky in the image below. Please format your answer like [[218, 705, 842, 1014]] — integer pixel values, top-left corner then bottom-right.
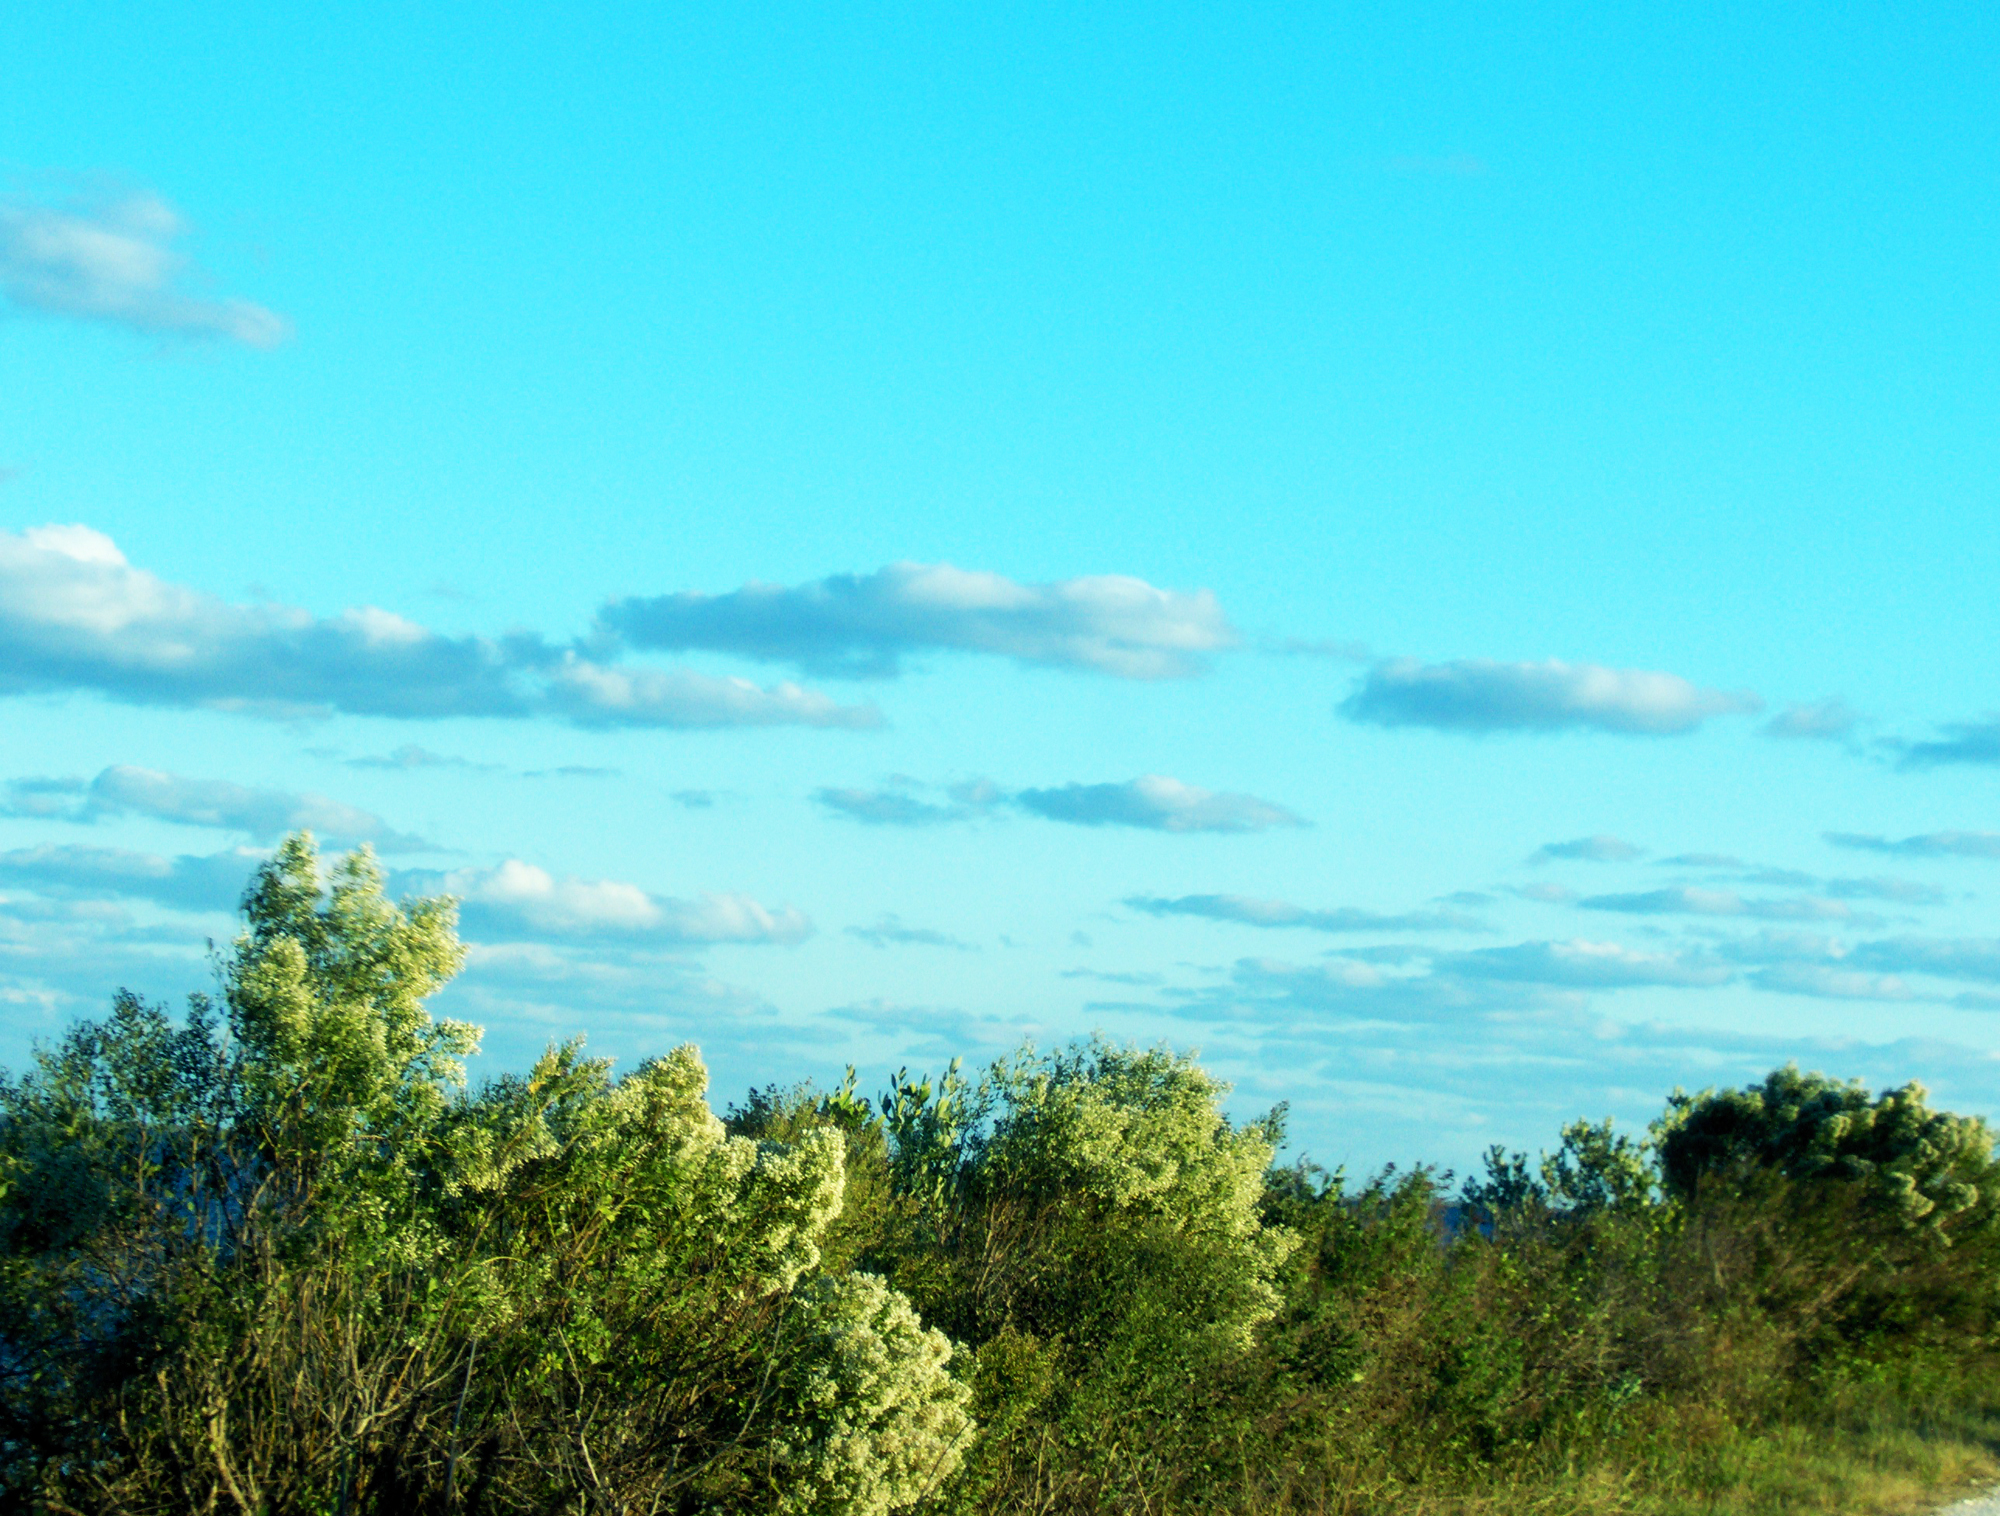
[[3, 1, 1997, 1171]]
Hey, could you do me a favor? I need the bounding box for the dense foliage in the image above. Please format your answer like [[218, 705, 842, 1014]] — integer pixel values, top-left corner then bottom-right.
[[7, 836, 2000, 1514]]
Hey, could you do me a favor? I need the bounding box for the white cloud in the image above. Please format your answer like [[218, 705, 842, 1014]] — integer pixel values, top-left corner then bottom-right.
[[1748, 963, 1917, 1001], [1579, 887, 1864, 923], [814, 777, 1000, 826], [1441, 939, 1733, 989], [845, 914, 977, 951], [2, 764, 434, 851], [0, 843, 259, 913], [1826, 830, 2000, 860], [1850, 936, 2000, 984], [439, 859, 811, 946], [597, 561, 1236, 679], [1014, 775, 1305, 833], [0, 189, 288, 347], [1342, 657, 1760, 735], [1532, 835, 1643, 863], [0, 524, 876, 729], [1125, 893, 1477, 933], [1891, 716, 2000, 770], [1763, 699, 1859, 740]]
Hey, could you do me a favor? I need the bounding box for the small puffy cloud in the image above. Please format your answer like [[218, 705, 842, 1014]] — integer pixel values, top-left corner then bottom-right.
[[1579, 887, 1863, 923], [1826, 830, 2000, 860], [3, 765, 433, 851], [1533, 835, 1643, 863], [1763, 699, 1859, 741], [1892, 716, 2000, 770], [0, 843, 258, 913], [845, 914, 976, 951], [1440, 939, 1733, 989], [1342, 657, 1760, 736], [0, 524, 875, 729], [1015, 776, 1305, 834], [438, 859, 810, 946], [0, 187, 288, 347], [1125, 894, 1476, 933], [597, 562, 1236, 679]]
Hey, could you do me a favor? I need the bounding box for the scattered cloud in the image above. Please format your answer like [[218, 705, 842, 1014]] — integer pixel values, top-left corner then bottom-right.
[[1747, 963, 1917, 1001], [346, 744, 494, 772], [1015, 776, 1305, 833], [814, 777, 1000, 826], [1826, 830, 2000, 860], [0, 524, 877, 729], [1891, 716, 2000, 770], [1763, 699, 1859, 741], [1850, 936, 2000, 985], [1533, 835, 1643, 863], [1579, 887, 1865, 923], [671, 789, 715, 809], [1125, 893, 1476, 933], [596, 562, 1236, 679], [1821, 876, 1946, 905], [1439, 939, 1733, 989], [1342, 658, 1760, 736], [845, 914, 977, 951], [0, 843, 258, 913], [0, 186, 288, 347], [3, 764, 434, 851], [431, 859, 811, 947], [1512, 882, 1576, 904], [814, 774, 1298, 834]]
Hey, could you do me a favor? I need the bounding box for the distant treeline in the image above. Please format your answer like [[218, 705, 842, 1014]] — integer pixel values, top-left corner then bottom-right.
[[7, 836, 2000, 1515]]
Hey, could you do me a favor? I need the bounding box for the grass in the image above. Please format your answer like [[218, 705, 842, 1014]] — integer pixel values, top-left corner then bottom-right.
[[1232, 1391, 2000, 1516]]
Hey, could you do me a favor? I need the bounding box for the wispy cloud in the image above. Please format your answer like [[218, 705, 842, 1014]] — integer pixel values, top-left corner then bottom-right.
[[1747, 962, 1917, 1001], [1850, 936, 2000, 984], [845, 914, 977, 951], [596, 562, 1235, 679], [0, 187, 287, 347], [1890, 716, 2000, 770], [813, 774, 1300, 834], [2, 764, 435, 851], [346, 744, 494, 772], [814, 778, 1000, 827], [0, 524, 876, 729], [0, 843, 258, 913], [427, 859, 811, 947], [1533, 835, 1643, 863], [1439, 939, 1733, 988], [1579, 887, 1865, 923], [1126, 893, 1477, 933], [1825, 830, 2000, 860], [1342, 658, 1760, 736], [1014, 776, 1305, 833], [1763, 699, 1859, 741]]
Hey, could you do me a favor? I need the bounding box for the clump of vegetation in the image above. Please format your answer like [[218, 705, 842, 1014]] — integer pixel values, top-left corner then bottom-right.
[[7, 834, 2000, 1515]]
